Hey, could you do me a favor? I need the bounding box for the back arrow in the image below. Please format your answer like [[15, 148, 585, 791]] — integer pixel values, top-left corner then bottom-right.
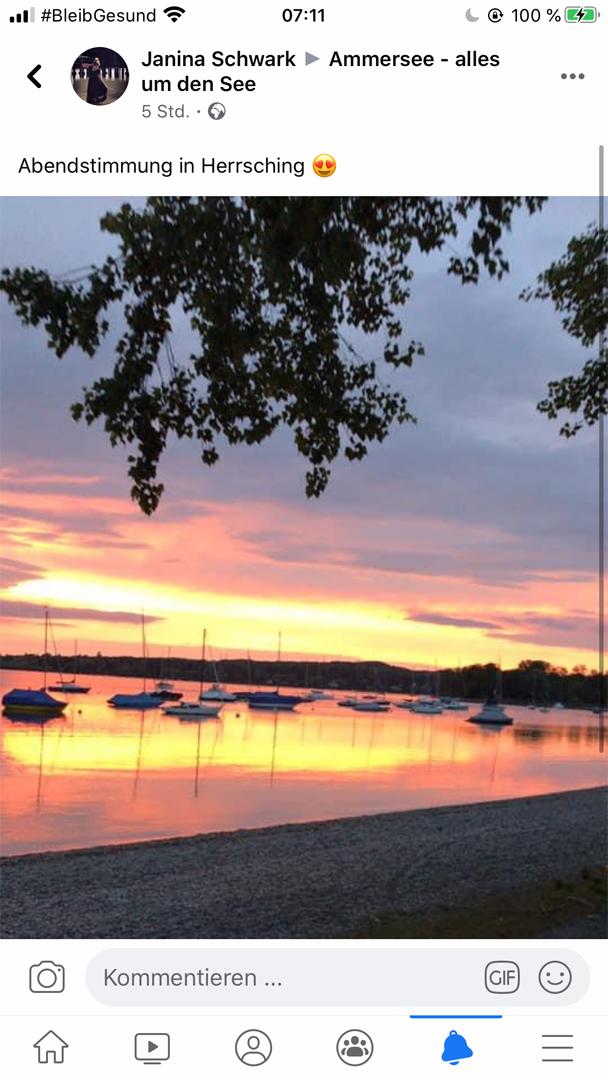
[[305, 52, 319, 66], [27, 64, 42, 88]]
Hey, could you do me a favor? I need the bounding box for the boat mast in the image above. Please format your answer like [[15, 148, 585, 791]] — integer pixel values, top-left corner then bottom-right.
[[200, 629, 207, 698], [43, 606, 49, 690], [276, 630, 282, 692], [141, 611, 147, 693]]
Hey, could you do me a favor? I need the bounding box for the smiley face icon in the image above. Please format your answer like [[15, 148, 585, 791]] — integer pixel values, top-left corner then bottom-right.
[[313, 154, 336, 178], [538, 961, 572, 994]]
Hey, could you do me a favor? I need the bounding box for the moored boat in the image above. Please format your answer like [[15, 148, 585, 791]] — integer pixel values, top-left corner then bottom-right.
[[3, 609, 68, 714], [107, 613, 162, 708], [412, 699, 444, 714], [199, 682, 236, 702], [2, 688, 67, 713], [108, 692, 163, 709], [48, 639, 90, 693], [353, 701, 390, 713], [47, 680, 90, 694], [248, 691, 305, 711], [152, 683, 183, 701], [166, 629, 225, 717], [163, 701, 222, 719], [440, 697, 469, 711], [468, 696, 513, 726]]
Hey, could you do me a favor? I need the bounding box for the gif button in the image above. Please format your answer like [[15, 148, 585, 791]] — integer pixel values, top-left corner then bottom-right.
[[485, 960, 520, 994]]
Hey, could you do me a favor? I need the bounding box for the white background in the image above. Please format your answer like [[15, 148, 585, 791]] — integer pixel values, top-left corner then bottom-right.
[[1, 939, 606, 1074], [0, 1, 605, 193]]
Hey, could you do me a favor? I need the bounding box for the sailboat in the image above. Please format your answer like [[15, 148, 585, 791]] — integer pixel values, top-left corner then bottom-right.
[[164, 631, 222, 718], [468, 667, 513, 726], [468, 695, 513, 725], [198, 646, 236, 701], [153, 647, 182, 700], [353, 700, 391, 713], [108, 615, 164, 708], [48, 639, 90, 694], [234, 651, 256, 701], [248, 632, 306, 711], [2, 608, 67, 714]]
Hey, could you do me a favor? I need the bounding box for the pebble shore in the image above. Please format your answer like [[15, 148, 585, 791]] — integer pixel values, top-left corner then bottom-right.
[[1, 786, 606, 938]]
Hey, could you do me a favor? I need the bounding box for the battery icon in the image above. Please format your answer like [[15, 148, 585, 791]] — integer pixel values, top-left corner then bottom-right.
[[564, 6, 597, 19]]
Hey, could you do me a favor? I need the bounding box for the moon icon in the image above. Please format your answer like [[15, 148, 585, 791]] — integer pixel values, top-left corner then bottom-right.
[[465, 8, 480, 19]]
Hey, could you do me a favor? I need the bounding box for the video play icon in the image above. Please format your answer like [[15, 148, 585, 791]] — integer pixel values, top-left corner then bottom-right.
[[134, 1033, 170, 1063]]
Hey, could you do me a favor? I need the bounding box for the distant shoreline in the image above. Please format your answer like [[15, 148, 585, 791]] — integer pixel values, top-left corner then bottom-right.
[[1, 659, 604, 710], [2, 786, 606, 939]]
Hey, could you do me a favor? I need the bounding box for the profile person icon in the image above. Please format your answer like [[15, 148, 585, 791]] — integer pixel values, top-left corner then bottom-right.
[[235, 1030, 272, 1067]]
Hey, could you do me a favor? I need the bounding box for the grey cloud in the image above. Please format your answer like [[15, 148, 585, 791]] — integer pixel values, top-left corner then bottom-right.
[[406, 612, 503, 630], [0, 557, 45, 589], [0, 599, 164, 625]]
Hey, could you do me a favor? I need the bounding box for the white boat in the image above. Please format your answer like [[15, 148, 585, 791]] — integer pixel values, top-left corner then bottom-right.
[[554, 702, 565, 710], [304, 689, 333, 701], [197, 639, 236, 701], [338, 697, 359, 707], [353, 701, 390, 713], [412, 701, 444, 714], [440, 697, 469, 711], [47, 638, 91, 694], [395, 699, 415, 710], [167, 630, 225, 718], [468, 698, 513, 726], [163, 701, 222, 719], [200, 682, 236, 702]]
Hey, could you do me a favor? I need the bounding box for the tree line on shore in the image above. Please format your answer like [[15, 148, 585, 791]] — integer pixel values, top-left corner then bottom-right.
[[0, 654, 604, 707]]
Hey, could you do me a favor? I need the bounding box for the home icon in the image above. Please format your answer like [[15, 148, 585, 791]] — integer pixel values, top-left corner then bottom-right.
[[33, 1030, 68, 1064]]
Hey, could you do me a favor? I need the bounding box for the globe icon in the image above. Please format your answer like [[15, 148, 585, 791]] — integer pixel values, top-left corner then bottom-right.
[[208, 102, 226, 120]]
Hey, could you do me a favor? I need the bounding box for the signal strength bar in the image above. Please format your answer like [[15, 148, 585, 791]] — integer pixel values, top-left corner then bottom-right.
[[9, 7, 35, 21]]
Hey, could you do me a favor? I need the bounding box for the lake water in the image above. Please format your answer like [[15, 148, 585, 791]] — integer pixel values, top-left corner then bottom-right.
[[1, 669, 604, 856]]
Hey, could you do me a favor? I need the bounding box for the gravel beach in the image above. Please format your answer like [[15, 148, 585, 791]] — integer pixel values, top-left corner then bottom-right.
[[1, 786, 606, 938]]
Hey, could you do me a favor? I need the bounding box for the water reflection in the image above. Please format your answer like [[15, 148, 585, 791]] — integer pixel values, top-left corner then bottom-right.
[[0, 670, 604, 855]]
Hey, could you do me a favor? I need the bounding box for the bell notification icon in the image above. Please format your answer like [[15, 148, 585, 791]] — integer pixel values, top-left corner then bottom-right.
[[485, 961, 521, 994]]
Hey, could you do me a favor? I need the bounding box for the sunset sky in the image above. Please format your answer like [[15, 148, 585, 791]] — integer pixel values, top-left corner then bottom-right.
[[0, 196, 600, 671]]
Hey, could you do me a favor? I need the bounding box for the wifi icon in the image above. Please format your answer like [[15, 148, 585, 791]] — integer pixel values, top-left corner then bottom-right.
[[164, 5, 185, 21]]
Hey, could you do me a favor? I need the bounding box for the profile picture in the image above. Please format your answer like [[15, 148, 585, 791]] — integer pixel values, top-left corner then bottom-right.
[[71, 47, 129, 106]]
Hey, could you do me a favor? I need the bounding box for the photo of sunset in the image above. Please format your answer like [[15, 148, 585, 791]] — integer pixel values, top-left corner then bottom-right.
[[1, 196, 605, 940]]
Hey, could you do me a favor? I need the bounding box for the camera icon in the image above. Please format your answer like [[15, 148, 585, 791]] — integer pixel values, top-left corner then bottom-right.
[[29, 961, 65, 993]]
